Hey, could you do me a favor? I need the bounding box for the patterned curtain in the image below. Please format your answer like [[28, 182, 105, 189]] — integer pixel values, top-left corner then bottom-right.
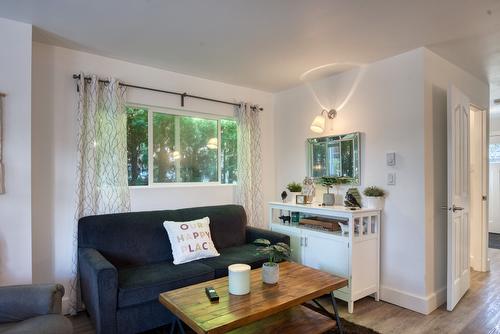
[[0, 94, 4, 194], [69, 74, 130, 313], [235, 103, 264, 228]]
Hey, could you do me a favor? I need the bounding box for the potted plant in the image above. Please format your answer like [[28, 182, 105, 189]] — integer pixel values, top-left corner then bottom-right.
[[363, 186, 386, 210], [317, 176, 353, 206], [319, 176, 337, 205], [286, 182, 302, 203], [253, 238, 291, 284]]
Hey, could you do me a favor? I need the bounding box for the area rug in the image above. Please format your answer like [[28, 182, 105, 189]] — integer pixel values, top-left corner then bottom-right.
[[153, 306, 380, 334], [489, 233, 500, 249]]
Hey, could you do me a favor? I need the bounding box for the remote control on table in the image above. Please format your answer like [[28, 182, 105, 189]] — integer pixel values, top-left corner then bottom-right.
[[205, 287, 219, 302]]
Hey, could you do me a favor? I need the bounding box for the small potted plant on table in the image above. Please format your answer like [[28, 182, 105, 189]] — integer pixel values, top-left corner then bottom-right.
[[363, 186, 386, 210], [253, 239, 291, 284], [286, 182, 302, 203]]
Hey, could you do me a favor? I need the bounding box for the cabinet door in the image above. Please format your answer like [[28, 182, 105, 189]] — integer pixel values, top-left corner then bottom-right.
[[270, 225, 303, 263], [302, 231, 349, 278]]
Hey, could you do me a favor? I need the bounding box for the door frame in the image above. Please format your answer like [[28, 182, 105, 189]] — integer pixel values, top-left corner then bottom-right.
[[470, 105, 489, 272]]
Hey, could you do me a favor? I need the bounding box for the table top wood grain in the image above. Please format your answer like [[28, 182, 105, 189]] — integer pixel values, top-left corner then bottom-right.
[[159, 261, 348, 334]]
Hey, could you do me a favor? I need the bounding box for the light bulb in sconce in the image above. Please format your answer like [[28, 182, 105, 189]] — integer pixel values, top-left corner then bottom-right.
[[310, 115, 325, 133], [207, 138, 218, 149], [310, 109, 337, 133]]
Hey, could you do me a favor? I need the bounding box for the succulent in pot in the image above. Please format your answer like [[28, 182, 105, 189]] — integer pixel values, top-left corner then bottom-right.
[[286, 182, 303, 203], [253, 238, 291, 284], [363, 186, 386, 209]]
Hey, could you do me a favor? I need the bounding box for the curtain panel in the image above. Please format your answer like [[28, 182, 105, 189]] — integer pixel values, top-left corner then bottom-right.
[[235, 103, 264, 228], [69, 74, 130, 313]]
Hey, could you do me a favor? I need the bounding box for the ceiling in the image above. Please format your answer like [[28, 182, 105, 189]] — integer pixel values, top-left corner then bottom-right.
[[1, 0, 500, 100]]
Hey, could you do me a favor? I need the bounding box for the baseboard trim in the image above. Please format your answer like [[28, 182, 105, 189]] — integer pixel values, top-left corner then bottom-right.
[[380, 286, 446, 315]]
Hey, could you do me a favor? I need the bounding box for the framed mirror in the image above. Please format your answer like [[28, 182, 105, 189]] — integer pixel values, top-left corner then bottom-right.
[[307, 132, 360, 185]]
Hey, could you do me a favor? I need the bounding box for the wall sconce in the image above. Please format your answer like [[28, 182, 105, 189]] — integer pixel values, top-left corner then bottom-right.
[[207, 138, 218, 149], [310, 109, 337, 133]]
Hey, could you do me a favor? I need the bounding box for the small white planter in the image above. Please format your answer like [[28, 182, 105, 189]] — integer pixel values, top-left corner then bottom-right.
[[364, 196, 385, 210], [288, 192, 301, 203], [262, 262, 279, 284]]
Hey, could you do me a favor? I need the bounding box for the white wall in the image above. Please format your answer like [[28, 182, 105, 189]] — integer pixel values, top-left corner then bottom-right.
[[31, 42, 275, 307], [274, 49, 428, 310], [423, 49, 489, 311], [490, 116, 500, 234], [0, 18, 32, 285], [274, 47, 490, 314]]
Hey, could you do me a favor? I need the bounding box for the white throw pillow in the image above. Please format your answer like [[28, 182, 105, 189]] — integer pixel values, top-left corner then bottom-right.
[[163, 217, 220, 265]]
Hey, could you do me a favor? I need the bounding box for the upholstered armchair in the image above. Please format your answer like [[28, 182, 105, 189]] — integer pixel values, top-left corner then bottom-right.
[[0, 284, 73, 334]]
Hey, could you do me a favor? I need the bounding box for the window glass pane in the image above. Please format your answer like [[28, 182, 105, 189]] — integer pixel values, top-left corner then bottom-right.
[[179, 116, 218, 182], [490, 143, 500, 163], [127, 107, 149, 186], [221, 119, 237, 184], [153, 113, 177, 182]]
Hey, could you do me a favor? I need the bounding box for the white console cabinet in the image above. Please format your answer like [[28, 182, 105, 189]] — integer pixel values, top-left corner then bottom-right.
[[269, 202, 381, 313]]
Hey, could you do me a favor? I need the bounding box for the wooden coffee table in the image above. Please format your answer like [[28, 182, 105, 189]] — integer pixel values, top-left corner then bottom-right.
[[159, 261, 348, 334]]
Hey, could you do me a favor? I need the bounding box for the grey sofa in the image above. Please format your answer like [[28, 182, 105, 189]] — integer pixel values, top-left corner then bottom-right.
[[78, 204, 289, 334], [0, 284, 73, 334]]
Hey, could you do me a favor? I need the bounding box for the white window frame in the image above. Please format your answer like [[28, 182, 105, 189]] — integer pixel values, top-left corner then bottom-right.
[[127, 104, 237, 188]]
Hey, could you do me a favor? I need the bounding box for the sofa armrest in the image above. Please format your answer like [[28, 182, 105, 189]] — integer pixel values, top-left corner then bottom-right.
[[79, 248, 118, 334], [0, 284, 65, 323], [245, 226, 290, 246]]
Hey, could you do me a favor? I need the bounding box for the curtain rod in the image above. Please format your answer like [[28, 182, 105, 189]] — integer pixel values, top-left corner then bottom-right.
[[72, 74, 263, 111]]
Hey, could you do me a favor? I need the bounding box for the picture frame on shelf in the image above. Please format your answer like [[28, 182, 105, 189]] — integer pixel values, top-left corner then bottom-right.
[[296, 195, 306, 204]]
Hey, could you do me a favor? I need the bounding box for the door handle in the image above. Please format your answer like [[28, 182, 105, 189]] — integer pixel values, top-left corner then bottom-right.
[[441, 205, 464, 212], [305, 237, 308, 247]]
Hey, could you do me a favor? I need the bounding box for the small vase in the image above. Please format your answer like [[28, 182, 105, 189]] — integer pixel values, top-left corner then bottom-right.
[[262, 262, 279, 284], [323, 193, 335, 206], [288, 192, 301, 203], [364, 196, 384, 210]]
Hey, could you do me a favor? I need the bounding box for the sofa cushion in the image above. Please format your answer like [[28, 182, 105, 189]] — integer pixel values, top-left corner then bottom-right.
[[163, 217, 220, 265], [117, 261, 214, 308], [199, 244, 269, 278], [78, 205, 247, 267]]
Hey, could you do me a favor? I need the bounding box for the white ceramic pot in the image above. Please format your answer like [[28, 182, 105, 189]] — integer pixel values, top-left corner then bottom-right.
[[323, 193, 335, 206], [288, 192, 301, 203], [262, 262, 279, 284], [364, 196, 385, 210]]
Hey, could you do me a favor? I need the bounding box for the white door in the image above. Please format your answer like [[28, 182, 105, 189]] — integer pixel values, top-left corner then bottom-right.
[[447, 85, 471, 311]]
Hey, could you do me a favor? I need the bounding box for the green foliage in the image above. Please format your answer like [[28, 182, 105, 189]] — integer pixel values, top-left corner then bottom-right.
[[128, 107, 238, 185], [127, 107, 149, 186], [363, 186, 386, 197], [286, 182, 302, 192], [221, 119, 237, 184], [254, 239, 291, 264], [317, 176, 354, 193]]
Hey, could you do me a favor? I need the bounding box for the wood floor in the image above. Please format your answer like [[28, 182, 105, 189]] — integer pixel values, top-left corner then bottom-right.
[[71, 249, 500, 334]]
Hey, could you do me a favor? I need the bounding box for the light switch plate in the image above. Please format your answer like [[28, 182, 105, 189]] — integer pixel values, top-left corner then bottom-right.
[[386, 152, 396, 166], [387, 173, 396, 185]]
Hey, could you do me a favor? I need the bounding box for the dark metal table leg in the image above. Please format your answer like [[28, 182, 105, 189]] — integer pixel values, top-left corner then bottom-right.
[[330, 292, 344, 334], [170, 318, 186, 334]]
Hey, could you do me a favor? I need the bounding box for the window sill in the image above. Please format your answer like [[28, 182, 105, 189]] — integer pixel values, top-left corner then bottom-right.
[[129, 183, 237, 190]]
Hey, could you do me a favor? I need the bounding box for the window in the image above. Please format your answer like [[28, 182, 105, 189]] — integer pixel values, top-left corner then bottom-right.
[[127, 106, 237, 186]]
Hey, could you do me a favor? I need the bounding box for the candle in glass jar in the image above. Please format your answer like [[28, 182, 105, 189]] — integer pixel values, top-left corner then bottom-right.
[[228, 264, 251, 295]]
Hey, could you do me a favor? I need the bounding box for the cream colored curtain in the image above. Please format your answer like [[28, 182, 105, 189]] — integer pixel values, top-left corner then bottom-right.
[[235, 103, 264, 228], [69, 74, 130, 313], [0, 94, 4, 194]]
